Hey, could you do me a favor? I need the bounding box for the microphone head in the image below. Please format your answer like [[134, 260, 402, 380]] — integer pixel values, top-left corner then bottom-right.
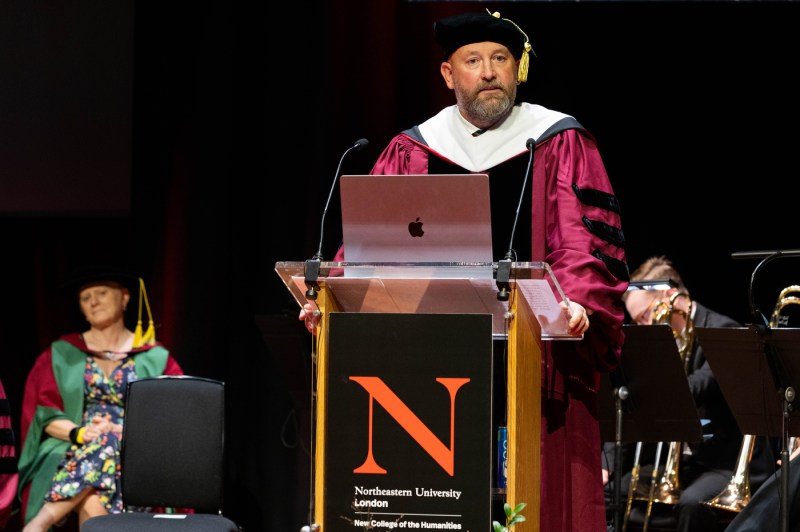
[[354, 138, 369, 151], [526, 138, 535, 150]]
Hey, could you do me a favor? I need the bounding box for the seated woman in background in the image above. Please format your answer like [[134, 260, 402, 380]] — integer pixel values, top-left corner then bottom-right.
[[17, 266, 183, 531]]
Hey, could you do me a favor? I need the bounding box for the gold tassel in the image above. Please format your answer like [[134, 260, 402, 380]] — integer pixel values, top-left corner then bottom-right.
[[517, 42, 531, 83], [488, 10, 534, 83], [132, 277, 156, 348]]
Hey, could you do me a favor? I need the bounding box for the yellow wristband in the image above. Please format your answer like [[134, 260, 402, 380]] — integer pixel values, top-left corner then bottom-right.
[[76, 426, 87, 445]]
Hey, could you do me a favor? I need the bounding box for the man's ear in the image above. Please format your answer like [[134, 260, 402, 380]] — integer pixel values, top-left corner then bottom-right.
[[440, 61, 455, 89]]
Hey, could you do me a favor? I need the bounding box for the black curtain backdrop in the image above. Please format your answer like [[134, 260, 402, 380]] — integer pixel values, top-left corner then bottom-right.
[[2, 1, 799, 531]]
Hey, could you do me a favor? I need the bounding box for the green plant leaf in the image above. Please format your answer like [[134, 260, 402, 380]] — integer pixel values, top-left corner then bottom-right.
[[509, 515, 526, 526], [494, 500, 526, 530]]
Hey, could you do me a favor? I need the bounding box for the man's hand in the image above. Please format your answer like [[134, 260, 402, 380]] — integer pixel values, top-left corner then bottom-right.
[[299, 303, 320, 335], [562, 300, 591, 336]]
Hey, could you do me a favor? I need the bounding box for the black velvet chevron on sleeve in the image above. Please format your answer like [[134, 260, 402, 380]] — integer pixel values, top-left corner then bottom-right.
[[0, 426, 16, 474], [592, 250, 630, 282], [572, 184, 621, 214], [0, 427, 12, 446], [582, 216, 625, 248]]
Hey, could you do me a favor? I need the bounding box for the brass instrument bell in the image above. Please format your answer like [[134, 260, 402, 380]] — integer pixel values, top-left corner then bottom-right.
[[702, 284, 800, 513]]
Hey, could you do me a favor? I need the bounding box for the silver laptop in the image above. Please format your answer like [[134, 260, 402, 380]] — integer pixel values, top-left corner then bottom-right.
[[339, 174, 493, 276]]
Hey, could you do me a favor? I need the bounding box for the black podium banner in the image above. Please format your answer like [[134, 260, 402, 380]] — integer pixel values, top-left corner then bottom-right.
[[325, 312, 494, 532]]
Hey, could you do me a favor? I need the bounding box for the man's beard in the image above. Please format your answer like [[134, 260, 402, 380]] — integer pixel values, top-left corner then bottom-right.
[[456, 80, 517, 126]]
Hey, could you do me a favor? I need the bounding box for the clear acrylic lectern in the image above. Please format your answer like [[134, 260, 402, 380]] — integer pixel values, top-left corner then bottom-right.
[[275, 260, 580, 532]]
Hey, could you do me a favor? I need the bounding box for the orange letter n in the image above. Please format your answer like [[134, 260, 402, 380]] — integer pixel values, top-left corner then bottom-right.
[[348, 376, 469, 476]]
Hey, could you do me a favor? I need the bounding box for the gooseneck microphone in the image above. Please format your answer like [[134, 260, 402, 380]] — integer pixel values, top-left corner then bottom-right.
[[496, 137, 536, 302], [305, 138, 369, 300]]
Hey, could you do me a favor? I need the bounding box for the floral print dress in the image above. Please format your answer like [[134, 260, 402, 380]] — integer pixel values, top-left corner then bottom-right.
[[45, 356, 136, 512]]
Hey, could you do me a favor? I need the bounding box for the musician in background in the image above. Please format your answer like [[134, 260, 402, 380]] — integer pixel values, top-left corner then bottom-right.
[[602, 255, 774, 531]]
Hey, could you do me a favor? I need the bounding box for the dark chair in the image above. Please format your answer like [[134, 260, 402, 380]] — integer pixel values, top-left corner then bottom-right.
[[82, 375, 240, 531]]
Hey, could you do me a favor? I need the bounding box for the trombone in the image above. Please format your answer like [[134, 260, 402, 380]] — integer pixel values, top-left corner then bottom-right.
[[702, 285, 800, 513], [623, 291, 694, 529], [644, 293, 693, 512]]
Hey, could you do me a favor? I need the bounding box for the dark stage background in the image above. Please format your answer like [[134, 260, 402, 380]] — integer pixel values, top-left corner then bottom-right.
[[1, 1, 798, 531]]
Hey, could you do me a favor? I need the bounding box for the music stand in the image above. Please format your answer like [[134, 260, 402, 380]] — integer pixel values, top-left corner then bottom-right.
[[696, 325, 800, 532], [599, 324, 703, 532]]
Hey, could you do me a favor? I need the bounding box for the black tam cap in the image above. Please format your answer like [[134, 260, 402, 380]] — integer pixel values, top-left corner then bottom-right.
[[434, 11, 533, 82], [65, 264, 139, 294]]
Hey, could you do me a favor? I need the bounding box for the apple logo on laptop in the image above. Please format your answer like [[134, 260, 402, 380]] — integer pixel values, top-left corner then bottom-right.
[[408, 217, 424, 237]]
